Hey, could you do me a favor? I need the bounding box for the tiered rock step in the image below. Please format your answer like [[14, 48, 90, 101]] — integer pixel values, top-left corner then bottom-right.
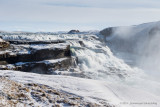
[[16, 58, 75, 74], [0, 43, 71, 64], [0, 39, 77, 74], [0, 57, 75, 74], [8, 40, 65, 45]]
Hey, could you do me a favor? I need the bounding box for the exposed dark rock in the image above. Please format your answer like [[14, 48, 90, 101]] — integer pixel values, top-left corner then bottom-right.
[[100, 27, 114, 37], [79, 41, 85, 47], [16, 58, 73, 74], [0, 39, 79, 75], [0, 61, 8, 65], [0, 45, 71, 64], [99, 27, 116, 42], [0, 38, 10, 48], [8, 40, 65, 45], [68, 30, 80, 34]]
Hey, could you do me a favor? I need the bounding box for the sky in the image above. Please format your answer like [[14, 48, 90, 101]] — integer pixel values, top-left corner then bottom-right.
[[1, 0, 160, 32]]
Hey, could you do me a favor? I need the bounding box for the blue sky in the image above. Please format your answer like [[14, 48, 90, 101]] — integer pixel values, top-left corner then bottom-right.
[[1, 0, 160, 32]]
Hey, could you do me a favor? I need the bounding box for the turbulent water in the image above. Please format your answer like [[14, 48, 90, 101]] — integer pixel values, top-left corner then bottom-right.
[[1, 22, 160, 106], [2, 33, 136, 80]]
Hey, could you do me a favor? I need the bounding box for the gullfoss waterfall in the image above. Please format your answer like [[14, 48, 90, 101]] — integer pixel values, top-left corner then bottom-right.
[[1, 22, 160, 106]]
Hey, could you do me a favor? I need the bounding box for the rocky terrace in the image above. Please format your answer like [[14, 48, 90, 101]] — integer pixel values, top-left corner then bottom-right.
[[0, 38, 77, 75]]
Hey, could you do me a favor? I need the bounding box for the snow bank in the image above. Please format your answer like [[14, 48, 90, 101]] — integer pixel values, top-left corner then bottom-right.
[[0, 70, 159, 107]]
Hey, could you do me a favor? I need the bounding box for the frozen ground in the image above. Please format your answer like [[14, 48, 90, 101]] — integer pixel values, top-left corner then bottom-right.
[[0, 69, 159, 107]]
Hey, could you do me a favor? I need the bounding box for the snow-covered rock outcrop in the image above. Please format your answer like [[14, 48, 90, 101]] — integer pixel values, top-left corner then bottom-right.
[[0, 39, 77, 74]]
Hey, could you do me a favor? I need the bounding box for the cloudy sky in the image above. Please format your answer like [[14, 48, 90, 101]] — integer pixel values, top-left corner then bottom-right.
[[1, 0, 160, 32]]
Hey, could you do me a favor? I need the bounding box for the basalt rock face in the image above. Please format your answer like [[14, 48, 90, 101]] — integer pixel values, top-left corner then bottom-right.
[[68, 30, 80, 34], [15, 58, 73, 74], [0, 45, 71, 64], [100, 27, 114, 36], [0, 40, 77, 74], [0, 38, 10, 48], [99, 27, 115, 42], [8, 40, 65, 45]]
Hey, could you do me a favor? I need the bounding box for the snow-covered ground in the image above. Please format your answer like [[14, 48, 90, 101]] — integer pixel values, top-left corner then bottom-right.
[[0, 69, 159, 107], [1, 22, 160, 106]]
